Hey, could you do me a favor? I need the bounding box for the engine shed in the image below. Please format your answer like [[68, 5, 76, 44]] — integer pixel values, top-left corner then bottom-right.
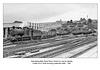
[[3, 22, 22, 39]]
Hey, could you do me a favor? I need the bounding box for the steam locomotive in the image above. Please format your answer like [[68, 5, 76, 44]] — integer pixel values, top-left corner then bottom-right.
[[8, 26, 57, 43], [9, 26, 43, 42]]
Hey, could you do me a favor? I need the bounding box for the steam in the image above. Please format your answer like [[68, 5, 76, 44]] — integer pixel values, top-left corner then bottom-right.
[[19, 21, 29, 28]]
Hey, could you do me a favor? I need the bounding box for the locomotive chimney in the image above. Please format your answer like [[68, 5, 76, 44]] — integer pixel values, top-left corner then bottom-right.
[[12, 26, 15, 29]]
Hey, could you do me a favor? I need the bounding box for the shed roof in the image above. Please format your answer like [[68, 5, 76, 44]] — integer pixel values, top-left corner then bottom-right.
[[3, 23, 22, 27]]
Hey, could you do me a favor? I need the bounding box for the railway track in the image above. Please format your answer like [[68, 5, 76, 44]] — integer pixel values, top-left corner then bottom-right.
[[4, 37, 85, 57], [23, 37, 97, 58], [3, 35, 62, 46], [3, 35, 88, 48], [3, 36, 87, 53], [4, 36, 97, 58]]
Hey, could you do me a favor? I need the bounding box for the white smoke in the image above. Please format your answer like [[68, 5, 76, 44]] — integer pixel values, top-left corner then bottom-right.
[[19, 21, 29, 28]]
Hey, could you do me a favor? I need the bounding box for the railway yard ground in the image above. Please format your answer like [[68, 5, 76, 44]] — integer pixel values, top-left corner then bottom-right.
[[3, 35, 98, 58]]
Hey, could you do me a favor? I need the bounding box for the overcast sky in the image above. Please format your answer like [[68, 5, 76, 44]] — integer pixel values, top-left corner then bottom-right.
[[4, 3, 97, 23]]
